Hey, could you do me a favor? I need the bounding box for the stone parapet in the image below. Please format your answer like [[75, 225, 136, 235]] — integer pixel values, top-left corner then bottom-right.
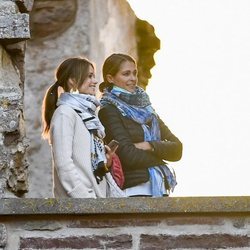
[[0, 197, 249, 249], [1, 196, 250, 215]]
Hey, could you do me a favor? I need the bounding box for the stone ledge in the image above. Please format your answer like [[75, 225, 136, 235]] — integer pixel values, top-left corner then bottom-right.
[[0, 196, 250, 216], [0, 13, 30, 41]]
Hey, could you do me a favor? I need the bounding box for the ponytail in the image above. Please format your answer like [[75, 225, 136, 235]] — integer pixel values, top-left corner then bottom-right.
[[99, 81, 113, 93], [41, 82, 59, 140]]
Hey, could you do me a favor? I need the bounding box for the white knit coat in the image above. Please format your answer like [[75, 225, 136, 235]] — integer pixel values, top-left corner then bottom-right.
[[50, 105, 107, 198]]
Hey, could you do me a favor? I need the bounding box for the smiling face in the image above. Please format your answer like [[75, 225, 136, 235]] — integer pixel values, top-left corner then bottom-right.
[[107, 61, 138, 93], [77, 65, 97, 95]]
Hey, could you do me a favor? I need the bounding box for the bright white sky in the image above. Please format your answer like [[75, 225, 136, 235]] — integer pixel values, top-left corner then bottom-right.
[[128, 0, 250, 197]]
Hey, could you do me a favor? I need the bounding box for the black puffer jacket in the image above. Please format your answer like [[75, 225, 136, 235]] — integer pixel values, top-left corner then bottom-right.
[[99, 104, 183, 189]]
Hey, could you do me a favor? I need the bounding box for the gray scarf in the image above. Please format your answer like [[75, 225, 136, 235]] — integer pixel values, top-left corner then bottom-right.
[[57, 93, 105, 138], [57, 93, 106, 180]]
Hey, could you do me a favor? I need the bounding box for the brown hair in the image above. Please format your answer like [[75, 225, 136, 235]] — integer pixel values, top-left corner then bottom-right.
[[99, 53, 136, 92], [41, 57, 94, 139]]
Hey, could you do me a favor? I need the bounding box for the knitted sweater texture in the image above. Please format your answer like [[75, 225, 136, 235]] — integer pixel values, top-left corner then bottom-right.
[[50, 105, 106, 198]]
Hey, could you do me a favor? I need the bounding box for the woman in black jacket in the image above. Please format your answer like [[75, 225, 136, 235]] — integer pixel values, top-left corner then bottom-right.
[[99, 53, 182, 197]]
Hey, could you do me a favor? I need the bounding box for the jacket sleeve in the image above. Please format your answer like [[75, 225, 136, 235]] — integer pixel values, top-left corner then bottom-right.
[[149, 117, 183, 161], [99, 105, 164, 171]]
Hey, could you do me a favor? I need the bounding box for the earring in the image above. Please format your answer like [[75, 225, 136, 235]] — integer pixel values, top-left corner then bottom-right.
[[70, 89, 79, 94]]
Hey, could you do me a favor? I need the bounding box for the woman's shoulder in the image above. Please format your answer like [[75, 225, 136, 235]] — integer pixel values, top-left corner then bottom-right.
[[55, 105, 76, 113], [99, 103, 119, 114], [99, 104, 122, 120], [53, 105, 78, 120]]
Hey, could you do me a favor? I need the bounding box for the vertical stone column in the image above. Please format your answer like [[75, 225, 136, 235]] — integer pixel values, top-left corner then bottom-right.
[[0, 0, 33, 197]]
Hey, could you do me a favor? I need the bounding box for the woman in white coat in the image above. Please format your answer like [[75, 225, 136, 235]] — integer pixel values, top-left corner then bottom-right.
[[42, 57, 112, 198]]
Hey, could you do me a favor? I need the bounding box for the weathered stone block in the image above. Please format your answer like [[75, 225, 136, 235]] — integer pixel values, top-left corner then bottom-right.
[[0, 178, 5, 198], [0, 0, 18, 15], [69, 215, 225, 229], [19, 235, 132, 249], [0, 45, 22, 87], [0, 89, 23, 133], [68, 217, 160, 228], [0, 13, 30, 42], [6, 151, 29, 196], [164, 216, 224, 226], [140, 234, 250, 249], [24, 221, 62, 231], [0, 109, 21, 133], [4, 41, 26, 84], [29, 0, 76, 40], [0, 224, 7, 248]]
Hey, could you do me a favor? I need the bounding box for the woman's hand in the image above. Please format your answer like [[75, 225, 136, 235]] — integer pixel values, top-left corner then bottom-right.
[[134, 141, 153, 151], [105, 145, 115, 168], [94, 145, 115, 181]]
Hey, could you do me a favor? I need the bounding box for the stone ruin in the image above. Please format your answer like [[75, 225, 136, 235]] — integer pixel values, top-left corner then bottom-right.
[[1, 3, 250, 250], [0, 0, 160, 198], [0, 0, 33, 198]]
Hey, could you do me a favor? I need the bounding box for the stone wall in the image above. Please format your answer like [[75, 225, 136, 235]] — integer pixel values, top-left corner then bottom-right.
[[0, 0, 33, 198], [0, 196, 250, 249]]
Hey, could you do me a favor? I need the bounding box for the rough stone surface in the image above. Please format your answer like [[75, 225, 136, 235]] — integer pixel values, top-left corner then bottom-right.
[[23, 221, 63, 231], [67, 216, 224, 228], [68, 217, 160, 228], [0, 0, 18, 15], [140, 234, 250, 249], [0, 0, 33, 198], [19, 235, 133, 249], [0, 224, 7, 248], [29, 0, 77, 40], [0, 0, 31, 46], [0, 13, 30, 41], [0, 45, 22, 89], [0, 178, 5, 198], [0, 197, 250, 215], [0, 17, 29, 196], [5, 41, 26, 85]]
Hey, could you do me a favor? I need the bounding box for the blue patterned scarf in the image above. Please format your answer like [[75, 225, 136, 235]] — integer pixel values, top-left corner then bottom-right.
[[101, 86, 177, 196]]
